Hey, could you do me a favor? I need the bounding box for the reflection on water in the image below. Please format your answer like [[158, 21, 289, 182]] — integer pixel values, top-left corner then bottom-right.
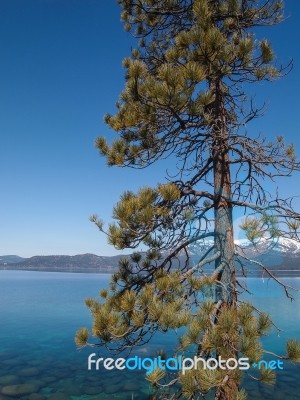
[[0, 271, 299, 399]]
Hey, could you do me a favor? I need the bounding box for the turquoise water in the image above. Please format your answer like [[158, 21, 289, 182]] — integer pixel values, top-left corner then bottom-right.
[[0, 271, 299, 399]]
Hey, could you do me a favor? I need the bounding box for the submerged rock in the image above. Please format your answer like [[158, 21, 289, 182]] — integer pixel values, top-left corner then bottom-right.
[[279, 375, 296, 384], [0, 394, 12, 400], [1, 359, 19, 367], [122, 381, 139, 391], [1, 384, 40, 397], [0, 376, 20, 386], [0, 352, 20, 361], [84, 386, 103, 395], [22, 394, 46, 400], [63, 386, 85, 396], [103, 384, 122, 394], [42, 377, 57, 384], [26, 380, 43, 387], [18, 368, 40, 377], [47, 393, 70, 400]]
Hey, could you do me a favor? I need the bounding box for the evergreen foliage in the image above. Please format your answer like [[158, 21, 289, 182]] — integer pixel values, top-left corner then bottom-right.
[[77, 1, 300, 399]]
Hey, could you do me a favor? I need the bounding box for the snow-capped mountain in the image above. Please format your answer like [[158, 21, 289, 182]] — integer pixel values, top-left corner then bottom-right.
[[188, 237, 300, 276], [235, 237, 300, 255]]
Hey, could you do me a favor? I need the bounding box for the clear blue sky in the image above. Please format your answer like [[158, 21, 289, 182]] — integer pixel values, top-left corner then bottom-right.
[[0, 0, 299, 257]]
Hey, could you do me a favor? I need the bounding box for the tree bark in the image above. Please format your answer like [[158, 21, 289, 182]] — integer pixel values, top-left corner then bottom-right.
[[210, 79, 238, 400]]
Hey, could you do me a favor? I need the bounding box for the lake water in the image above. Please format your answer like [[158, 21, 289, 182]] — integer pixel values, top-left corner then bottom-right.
[[0, 271, 299, 399]]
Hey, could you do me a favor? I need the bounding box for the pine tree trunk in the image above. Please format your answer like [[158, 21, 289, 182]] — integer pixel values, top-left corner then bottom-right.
[[210, 79, 238, 400], [213, 148, 235, 305], [214, 156, 238, 400]]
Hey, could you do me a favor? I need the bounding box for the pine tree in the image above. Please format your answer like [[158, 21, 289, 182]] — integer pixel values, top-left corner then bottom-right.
[[76, 1, 300, 399]]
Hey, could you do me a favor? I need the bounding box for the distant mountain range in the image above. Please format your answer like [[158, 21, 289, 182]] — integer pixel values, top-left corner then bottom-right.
[[1, 238, 300, 276], [0, 253, 125, 273], [0, 255, 25, 264]]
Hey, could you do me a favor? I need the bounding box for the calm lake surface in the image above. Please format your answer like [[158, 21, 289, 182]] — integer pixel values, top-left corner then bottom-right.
[[0, 271, 299, 399]]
